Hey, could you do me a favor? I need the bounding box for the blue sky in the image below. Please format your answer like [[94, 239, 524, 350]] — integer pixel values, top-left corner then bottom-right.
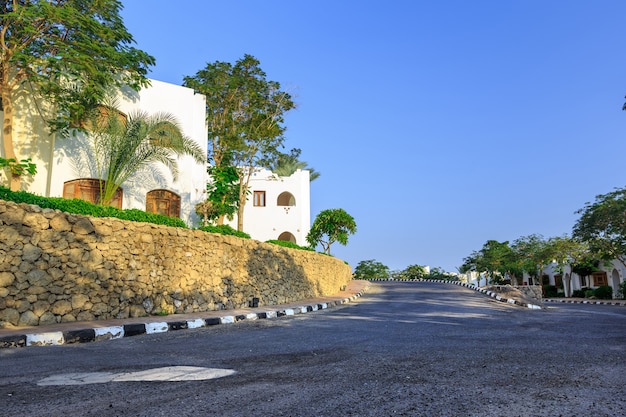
[[121, 1, 626, 273]]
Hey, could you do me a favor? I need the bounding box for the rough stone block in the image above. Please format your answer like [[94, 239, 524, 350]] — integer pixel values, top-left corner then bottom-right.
[[18, 310, 39, 326]]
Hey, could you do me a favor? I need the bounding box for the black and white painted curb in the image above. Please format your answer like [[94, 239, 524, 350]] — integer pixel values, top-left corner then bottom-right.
[[0, 292, 366, 349], [544, 298, 626, 307], [364, 278, 544, 310]]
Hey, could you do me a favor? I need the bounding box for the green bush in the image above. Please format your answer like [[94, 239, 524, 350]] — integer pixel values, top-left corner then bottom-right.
[[198, 224, 250, 239], [618, 281, 626, 300], [584, 289, 595, 298], [544, 285, 558, 298], [0, 186, 187, 228], [266, 240, 313, 251], [593, 285, 613, 300], [572, 287, 590, 298]]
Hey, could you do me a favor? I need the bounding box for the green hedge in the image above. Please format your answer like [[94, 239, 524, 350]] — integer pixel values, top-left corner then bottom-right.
[[265, 239, 314, 251], [198, 224, 250, 239], [0, 186, 187, 228], [544, 285, 558, 298], [593, 285, 613, 300], [0, 186, 268, 240]]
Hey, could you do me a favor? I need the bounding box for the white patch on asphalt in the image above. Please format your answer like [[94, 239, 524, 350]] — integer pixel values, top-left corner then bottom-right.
[[37, 366, 236, 386]]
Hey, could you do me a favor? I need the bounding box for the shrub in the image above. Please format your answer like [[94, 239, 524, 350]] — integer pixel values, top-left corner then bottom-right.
[[572, 287, 591, 298], [584, 289, 595, 299], [619, 281, 626, 300], [266, 240, 313, 251], [593, 285, 613, 300], [198, 224, 250, 239], [544, 285, 558, 298]]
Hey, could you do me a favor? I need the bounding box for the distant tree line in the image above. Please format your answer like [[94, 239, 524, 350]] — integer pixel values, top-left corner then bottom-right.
[[459, 186, 626, 288]]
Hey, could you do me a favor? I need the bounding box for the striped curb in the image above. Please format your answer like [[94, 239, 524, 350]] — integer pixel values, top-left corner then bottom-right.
[[544, 298, 626, 306], [359, 278, 543, 309], [0, 289, 368, 349]]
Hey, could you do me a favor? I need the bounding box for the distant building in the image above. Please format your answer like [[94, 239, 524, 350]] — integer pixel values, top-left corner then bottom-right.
[[524, 260, 624, 298]]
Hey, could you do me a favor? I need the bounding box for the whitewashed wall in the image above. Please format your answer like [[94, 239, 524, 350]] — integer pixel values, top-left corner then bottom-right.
[[4, 79, 311, 239], [224, 168, 311, 246], [7, 79, 208, 226]]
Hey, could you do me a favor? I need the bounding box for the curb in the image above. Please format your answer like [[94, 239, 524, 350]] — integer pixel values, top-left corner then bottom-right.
[[362, 278, 543, 310], [544, 298, 626, 307], [0, 291, 367, 349]]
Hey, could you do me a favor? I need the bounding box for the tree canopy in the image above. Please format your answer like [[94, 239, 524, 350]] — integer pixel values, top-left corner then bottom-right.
[[398, 264, 427, 280], [353, 259, 390, 280], [183, 54, 295, 231], [307, 208, 357, 255], [262, 148, 320, 181], [573, 187, 626, 268], [0, 0, 154, 190], [460, 240, 516, 285]]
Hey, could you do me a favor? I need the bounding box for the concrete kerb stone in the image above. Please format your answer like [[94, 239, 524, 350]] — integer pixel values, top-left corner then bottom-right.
[[0, 285, 370, 349], [544, 298, 626, 306]]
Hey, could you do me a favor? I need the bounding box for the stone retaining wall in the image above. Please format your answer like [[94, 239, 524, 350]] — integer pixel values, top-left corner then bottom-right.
[[0, 200, 352, 328]]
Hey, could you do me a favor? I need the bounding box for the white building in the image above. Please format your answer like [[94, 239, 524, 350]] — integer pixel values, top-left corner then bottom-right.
[[1, 79, 311, 243], [224, 167, 311, 246], [530, 260, 625, 298], [465, 261, 625, 298]]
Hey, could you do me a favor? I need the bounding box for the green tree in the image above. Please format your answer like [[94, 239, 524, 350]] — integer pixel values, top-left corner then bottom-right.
[[307, 208, 357, 255], [461, 240, 515, 285], [183, 55, 295, 231], [511, 234, 555, 286], [263, 148, 320, 181], [0, 0, 154, 190], [571, 256, 601, 288], [549, 236, 590, 296], [353, 259, 390, 280], [401, 264, 427, 280], [573, 187, 626, 268], [195, 165, 239, 226], [90, 109, 204, 206]]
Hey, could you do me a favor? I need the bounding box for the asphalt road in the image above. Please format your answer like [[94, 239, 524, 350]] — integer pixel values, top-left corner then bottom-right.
[[1, 281, 625, 416]]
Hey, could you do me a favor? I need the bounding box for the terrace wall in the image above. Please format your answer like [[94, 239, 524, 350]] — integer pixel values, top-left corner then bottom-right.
[[0, 200, 352, 327]]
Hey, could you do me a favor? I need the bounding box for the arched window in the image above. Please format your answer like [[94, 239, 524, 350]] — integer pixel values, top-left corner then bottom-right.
[[146, 189, 181, 218], [277, 192, 295, 206], [63, 179, 123, 208], [278, 231, 296, 243]]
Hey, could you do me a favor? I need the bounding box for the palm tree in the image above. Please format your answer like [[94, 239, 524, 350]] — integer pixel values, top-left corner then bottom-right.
[[266, 148, 320, 181], [90, 108, 205, 206]]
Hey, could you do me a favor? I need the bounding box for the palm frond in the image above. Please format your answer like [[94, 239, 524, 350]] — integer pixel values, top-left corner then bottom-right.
[[89, 108, 204, 205]]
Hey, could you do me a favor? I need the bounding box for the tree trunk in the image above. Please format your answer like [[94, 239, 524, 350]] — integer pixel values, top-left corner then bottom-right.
[[1, 79, 20, 190], [236, 169, 252, 232], [237, 195, 245, 231]]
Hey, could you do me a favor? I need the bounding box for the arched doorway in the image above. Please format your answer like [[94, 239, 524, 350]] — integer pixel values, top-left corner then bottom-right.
[[277, 231, 296, 244], [146, 189, 181, 218], [611, 269, 620, 298]]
